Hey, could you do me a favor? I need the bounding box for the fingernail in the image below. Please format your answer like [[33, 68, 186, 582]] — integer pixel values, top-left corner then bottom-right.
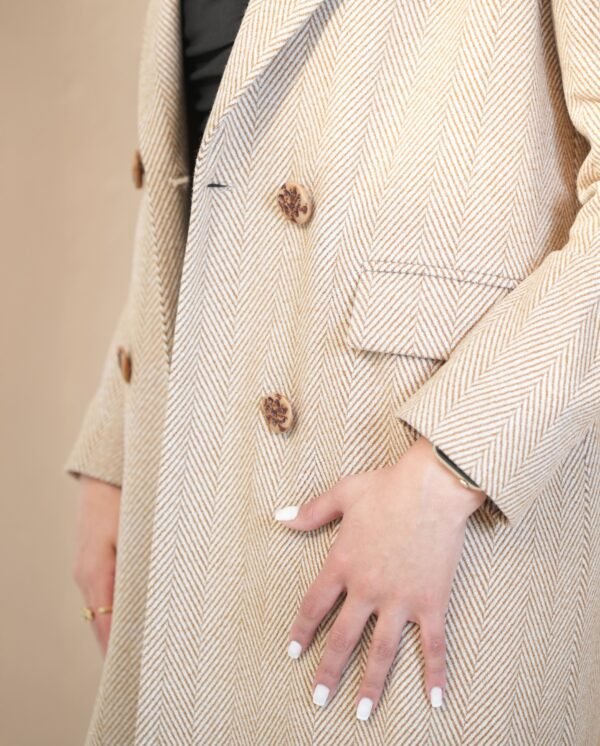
[[274, 505, 299, 521], [287, 640, 302, 659], [312, 683, 330, 706], [430, 686, 443, 708], [356, 697, 373, 720]]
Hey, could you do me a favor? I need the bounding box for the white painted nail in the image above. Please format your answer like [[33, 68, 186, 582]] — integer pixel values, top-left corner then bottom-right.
[[313, 683, 330, 706], [356, 697, 373, 720], [287, 640, 302, 659], [274, 505, 299, 521], [430, 686, 443, 708]]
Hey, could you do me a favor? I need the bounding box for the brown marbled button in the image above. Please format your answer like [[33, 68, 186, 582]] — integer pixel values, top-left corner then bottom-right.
[[116, 346, 132, 383], [132, 148, 144, 189], [260, 392, 295, 433], [276, 181, 314, 225]]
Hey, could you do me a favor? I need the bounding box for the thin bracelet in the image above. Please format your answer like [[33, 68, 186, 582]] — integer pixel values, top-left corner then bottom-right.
[[432, 444, 485, 492]]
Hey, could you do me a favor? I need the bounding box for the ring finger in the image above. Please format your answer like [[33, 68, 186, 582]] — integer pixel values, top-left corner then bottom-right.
[[83, 574, 115, 654]]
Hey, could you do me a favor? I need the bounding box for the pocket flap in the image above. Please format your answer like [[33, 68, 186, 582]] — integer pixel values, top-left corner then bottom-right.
[[347, 260, 520, 361]]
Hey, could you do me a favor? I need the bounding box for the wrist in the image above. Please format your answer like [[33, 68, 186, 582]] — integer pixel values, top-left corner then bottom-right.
[[412, 436, 487, 520], [431, 444, 483, 488]]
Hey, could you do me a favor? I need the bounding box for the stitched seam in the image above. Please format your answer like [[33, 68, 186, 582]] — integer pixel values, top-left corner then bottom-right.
[[361, 265, 519, 291]]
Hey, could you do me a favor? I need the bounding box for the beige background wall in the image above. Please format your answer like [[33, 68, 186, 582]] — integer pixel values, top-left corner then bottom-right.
[[0, 1, 147, 743]]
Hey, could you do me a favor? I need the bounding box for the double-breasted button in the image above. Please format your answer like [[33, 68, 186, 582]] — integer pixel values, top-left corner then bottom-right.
[[132, 148, 144, 189], [116, 346, 132, 383], [276, 182, 313, 225], [260, 392, 295, 433]]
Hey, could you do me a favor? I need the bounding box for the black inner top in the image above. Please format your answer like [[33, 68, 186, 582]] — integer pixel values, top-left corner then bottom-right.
[[180, 0, 249, 172]]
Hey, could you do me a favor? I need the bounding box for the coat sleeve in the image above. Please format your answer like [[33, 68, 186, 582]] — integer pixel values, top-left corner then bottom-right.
[[395, 0, 600, 529], [62, 295, 131, 489]]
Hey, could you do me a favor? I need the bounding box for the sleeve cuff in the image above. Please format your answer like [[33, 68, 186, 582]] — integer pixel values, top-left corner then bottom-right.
[[396, 399, 514, 528]]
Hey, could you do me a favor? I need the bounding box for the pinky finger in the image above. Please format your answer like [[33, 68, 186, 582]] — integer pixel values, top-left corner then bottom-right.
[[419, 612, 448, 708]]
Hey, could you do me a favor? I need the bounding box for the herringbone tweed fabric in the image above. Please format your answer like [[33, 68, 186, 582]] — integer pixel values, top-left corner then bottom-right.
[[64, 0, 600, 743]]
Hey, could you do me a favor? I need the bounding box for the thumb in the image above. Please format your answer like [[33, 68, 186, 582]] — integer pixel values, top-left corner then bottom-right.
[[273, 486, 343, 531]]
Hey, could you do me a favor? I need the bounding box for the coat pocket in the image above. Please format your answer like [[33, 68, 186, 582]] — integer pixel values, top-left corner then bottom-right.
[[347, 260, 521, 361]]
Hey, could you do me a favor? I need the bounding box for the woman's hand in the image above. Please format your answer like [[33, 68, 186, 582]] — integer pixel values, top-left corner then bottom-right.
[[275, 435, 487, 720], [72, 475, 121, 656]]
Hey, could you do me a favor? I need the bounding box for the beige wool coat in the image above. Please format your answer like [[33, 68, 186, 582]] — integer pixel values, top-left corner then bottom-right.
[[64, 0, 600, 743]]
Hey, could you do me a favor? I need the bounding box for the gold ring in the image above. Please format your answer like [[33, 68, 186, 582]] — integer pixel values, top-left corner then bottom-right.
[[80, 607, 95, 622], [80, 605, 113, 620]]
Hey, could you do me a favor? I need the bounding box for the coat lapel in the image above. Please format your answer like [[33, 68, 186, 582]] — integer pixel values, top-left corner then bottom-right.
[[138, 0, 326, 180], [197, 0, 326, 160], [138, 0, 189, 181]]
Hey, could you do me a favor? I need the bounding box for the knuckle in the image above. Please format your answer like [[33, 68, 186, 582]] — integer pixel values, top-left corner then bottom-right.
[[422, 631, 446, 660], [428, 635, 446, 654], [317, 662, 340, 683], [360, 680, 382, 700], [330, 549, 351, 575], [417, 590, 441, 615], [328, 627, 352, 655], [352, 572, 379, 601], [386, 586, 405, 607], [427, 662, 446, 677], [370, 636, 397, 662], [290, 632, 309, 650], [298, 592, 323, 623], [302, 498, 320, 525], [72, 559, 114, 590], [72, 557, 92, 585], [314, 650, 343, 684]]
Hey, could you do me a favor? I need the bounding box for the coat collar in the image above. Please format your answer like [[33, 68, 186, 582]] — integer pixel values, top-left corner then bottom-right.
[[140, 0, 326, 180]]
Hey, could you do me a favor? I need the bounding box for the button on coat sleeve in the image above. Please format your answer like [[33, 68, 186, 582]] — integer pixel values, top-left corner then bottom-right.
[[395, 0, 600, 529], [63, 147, 147, 488], [62, 298, 131, 488]]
